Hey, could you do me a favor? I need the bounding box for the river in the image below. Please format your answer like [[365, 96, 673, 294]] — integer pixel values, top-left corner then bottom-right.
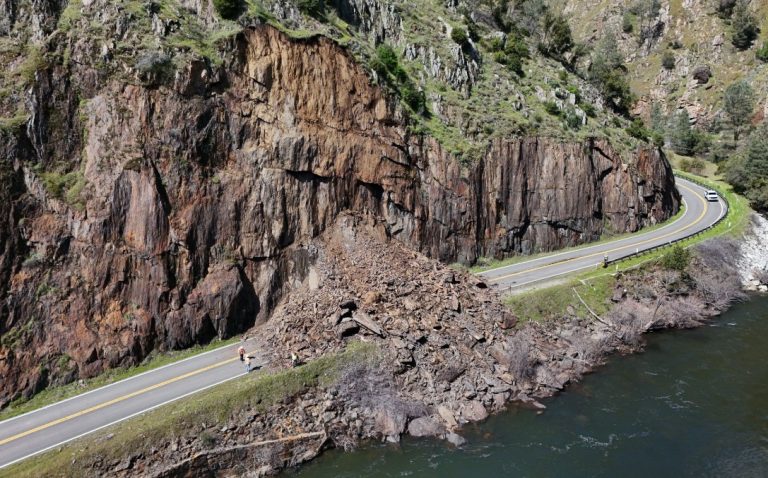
[[287, 295, 768, 477]]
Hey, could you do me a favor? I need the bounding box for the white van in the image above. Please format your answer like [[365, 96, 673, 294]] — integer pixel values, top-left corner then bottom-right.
[[704, 190, 719, 202]]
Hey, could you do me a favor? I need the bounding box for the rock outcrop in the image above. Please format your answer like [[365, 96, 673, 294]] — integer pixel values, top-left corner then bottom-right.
[[0, 24, 678, 406]]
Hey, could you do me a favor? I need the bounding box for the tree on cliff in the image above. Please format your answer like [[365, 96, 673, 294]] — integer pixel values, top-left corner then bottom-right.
[[590, 30, 635, 114], [723, 79, 755, 141], [630, 0, 661, 46], [538, 12, 574, 58], [730, 0, 759, 50], [212, 0, 242, 19]]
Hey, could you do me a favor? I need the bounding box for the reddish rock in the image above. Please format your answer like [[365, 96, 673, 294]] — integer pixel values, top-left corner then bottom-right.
[[0, 25, 678, 403]]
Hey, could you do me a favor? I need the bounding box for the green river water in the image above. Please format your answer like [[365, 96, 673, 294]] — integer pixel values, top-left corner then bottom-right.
[[288, 295, 768, 478]]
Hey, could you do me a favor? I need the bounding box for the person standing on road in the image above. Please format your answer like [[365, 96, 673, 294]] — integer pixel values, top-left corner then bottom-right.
[[238, 345, 245, 362], [245, 355, 253, 373]]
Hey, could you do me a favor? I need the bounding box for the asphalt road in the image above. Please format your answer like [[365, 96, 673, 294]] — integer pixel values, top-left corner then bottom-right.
[[480, 178, 726, 290], [0, 339, 264, 469], [0, 177, 725, 470]]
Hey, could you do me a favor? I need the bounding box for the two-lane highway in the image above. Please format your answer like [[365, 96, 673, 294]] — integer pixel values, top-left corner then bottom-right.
[[0, 176, 726, 470], [0, 339, 263, 469], [481, 177, 726, 290]]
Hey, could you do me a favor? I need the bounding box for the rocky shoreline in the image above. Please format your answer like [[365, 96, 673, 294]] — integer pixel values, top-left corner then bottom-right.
[[82, 212, 766, 477]]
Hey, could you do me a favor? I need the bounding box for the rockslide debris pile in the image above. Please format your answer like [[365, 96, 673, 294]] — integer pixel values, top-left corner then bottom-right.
[[95, 216, 747, 477]]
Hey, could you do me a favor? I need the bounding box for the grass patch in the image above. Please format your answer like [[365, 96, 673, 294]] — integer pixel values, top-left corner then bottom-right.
[[38, 169, 87, 210], [0, 336, 242, 422], [505, 273, 616, 323], [0, 113, 28, 132], [2, 341, 378, 478]]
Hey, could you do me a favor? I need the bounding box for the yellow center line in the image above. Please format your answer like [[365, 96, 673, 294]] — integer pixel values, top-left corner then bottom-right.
[[488, 183, 709, 283], [0, 351, 255, 447]]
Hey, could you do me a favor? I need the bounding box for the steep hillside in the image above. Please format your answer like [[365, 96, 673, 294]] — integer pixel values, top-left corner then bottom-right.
[[0, 0, 678, 405], [562, 0, 768, 209], [564, 0, 768, 122]]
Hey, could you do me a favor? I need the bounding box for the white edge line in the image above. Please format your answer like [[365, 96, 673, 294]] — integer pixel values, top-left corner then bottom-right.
[[501, 262, 599, 292], [500, 182, 721, 292], [0, 372, 248, 470], [480, 178, 701, 276], [0, 339, 246, 428]]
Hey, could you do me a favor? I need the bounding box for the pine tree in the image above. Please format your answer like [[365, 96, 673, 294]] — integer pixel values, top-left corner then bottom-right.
[[745, 122, 768, 182], [650, 102, 665, 134], [731, 0, 758, 50], [723, 80, 755, 140], [669, 110, 695, 156]]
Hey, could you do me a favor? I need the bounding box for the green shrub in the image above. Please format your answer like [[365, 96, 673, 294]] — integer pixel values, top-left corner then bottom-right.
[[580, 103, 596, 117], [402, 85, 427, 114], [650, 131, 664, 148], [662, 246, 691, 271], [626, 118, 649, 140], [563, 109, 582, 130], [757, 42, 768, 62], [451, 27, 468, 46], [600, 69, 635, 113], [505, 34, 530, 59], [200, 431, 217, 448], [506, 55, 524, 76], [717, 0, 737, 18], [487, 36, 504, 52], [135, 51, 174, 84], [679, 157, 706, 174], [18, 45, 47, 85], [212, 0, 241, 19], [543, 101, 560, 116], [371, 44, 428, 117], [661, 51, 675, 70], [298, 0, 324, 16], [39, 170, 87, 209], [374, 45, 399, 74], [622, 12, 634, 33]]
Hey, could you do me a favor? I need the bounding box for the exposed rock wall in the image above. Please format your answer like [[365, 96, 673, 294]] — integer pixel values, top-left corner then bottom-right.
[[0, 25, 678, 405]]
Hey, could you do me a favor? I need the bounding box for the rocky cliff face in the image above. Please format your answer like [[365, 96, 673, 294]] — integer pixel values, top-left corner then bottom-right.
[[0, 22, 678, 405]]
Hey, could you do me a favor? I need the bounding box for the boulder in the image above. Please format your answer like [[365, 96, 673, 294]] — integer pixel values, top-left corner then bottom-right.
[[461, 400, 488, 422], [337, 320, 360, 338], [692, 65, 712, 84], [407, 416, 445, 438], [445, 432, 467, 447], [374, 408, 407, 442]]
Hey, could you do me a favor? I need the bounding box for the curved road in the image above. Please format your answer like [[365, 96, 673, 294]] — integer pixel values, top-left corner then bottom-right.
[[481, 178, 726, 291], [0, 177, 726, 470]]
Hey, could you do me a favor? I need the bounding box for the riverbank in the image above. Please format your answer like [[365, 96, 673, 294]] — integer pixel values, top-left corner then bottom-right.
[[6, 211, 766, 477], [290, 294, 768, 477]]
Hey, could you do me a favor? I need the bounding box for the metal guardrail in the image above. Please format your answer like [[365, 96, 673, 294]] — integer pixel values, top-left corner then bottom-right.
[[603, 175, 730, 267]]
